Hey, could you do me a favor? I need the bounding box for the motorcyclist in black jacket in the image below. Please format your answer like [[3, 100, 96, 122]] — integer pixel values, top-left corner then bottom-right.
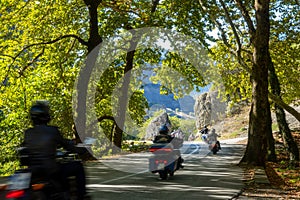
[[22, 100, 89, 200], [153, 125, 184, 168], [153, 125, 173, 143]]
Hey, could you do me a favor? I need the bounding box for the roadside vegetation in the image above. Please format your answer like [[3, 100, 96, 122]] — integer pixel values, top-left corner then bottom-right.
[[219, 105, 300, 198], [239, 130, 300, 198]]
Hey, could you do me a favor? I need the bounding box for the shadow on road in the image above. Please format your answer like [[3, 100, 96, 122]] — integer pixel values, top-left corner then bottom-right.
[[85, 143, 246, 200]]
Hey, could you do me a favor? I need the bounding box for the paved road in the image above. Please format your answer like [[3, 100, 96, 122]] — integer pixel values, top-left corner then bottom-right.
[[0, 141, 246, 200], [86, 142, 246, 200]]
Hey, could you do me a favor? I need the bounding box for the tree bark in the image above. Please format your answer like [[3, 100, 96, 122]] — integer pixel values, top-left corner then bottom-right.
[[113, 41, 136, 153], [75, 0, 102, 140], [268, 54, 299, 166], [240, 0, 272, 166], [112, 1, 160, 153]]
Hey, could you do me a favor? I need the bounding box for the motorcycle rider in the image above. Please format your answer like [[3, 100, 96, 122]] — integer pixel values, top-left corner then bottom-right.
[[22, 100, 90, 200], [153, 125, 173, 143], [199, 125, 209, 142], [207, 128, 221, 150], [153, 125, 184, 168]]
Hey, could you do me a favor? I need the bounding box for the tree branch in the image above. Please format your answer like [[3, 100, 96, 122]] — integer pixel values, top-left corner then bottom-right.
[[0, 34, 87, 90], [27, 34, 88, 49], [100, 2, 144, 21], [199, 1, 227, 44], [269, 93, 300, 122], [152, 0, 160, 13], [13, 34, 87, 62], [234, 0, 256, 44], [199, 0, 300, 123], [18, 48, 45, 78], [199, 1, 252, 73], [218, 0, 242, 56]]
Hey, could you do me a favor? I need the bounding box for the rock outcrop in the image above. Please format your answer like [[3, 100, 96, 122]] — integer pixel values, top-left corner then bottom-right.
[[145, 112, 171, 140], [194, 91, 227, 130]]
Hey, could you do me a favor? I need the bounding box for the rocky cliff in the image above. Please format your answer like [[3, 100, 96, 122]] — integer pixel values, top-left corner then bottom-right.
[[194, 91, 227, 130], [144, 112, 171, 140]]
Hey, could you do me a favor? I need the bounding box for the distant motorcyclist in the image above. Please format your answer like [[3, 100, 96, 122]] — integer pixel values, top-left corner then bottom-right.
[[199, 125, 209, 141], [153, 125, 184, 168], [22, 100, 90, 200], [207, 128, 221, 150], [200, 125, 209, 135]]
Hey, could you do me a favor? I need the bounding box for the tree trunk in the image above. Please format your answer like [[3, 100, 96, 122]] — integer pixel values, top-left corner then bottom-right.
[[112, 2, 159, 153], [112, 32, 138, 153], [276, 104, 300, 166], [240, 0, 272, 166], [268, 54, 299, 166], [75, 1, 102, 140]]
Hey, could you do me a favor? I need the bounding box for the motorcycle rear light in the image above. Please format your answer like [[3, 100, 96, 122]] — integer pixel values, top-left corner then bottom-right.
[[149, 148, 158, 152], [5, 190, 25, 198], [161, 148, 172, 152], [149, 148, 172, 152], [155, 160, 166, 163]]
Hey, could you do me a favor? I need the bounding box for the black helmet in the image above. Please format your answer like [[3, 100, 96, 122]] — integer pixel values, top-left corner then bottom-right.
[[30, 100, 50, 124], [159, 125, 169, 135]]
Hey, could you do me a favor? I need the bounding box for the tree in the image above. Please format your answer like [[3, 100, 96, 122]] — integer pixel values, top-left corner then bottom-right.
[[191, 0, 299, 165], [268, 2, 300, 165], [207, 1, 299, 165], [237, 0, 273, 165], [0, 0, 208, 165], [95, 1, 209, 152], [180, 0, 274, 165]]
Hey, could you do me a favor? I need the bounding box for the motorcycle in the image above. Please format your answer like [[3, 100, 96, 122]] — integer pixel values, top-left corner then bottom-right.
[[208, 141, 220, 155], [149, 140, 183, 180], [2, 148, 83, 200], [4, 168, 65, 200], [201, 134, 220, 155]]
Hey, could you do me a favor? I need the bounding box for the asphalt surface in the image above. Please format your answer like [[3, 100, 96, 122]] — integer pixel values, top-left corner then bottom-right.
[[86, 141, 246, 200], [0, 140, 247, 200]]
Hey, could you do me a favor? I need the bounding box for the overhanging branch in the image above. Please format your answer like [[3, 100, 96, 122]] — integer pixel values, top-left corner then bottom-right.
[[218, 0, 242, 55], [198, 0, 300, 122], [0, 34, 87, 90], [269, 93, 300, 122], [18, 48, 45, 77]]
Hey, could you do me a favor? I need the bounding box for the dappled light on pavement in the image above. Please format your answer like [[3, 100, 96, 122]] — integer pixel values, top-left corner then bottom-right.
[[84, 143, 246, 200]]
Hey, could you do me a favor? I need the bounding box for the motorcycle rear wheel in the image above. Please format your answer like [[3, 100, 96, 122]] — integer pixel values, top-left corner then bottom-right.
[[212, 148, 218, 154], [159, 170, 168, 180]]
